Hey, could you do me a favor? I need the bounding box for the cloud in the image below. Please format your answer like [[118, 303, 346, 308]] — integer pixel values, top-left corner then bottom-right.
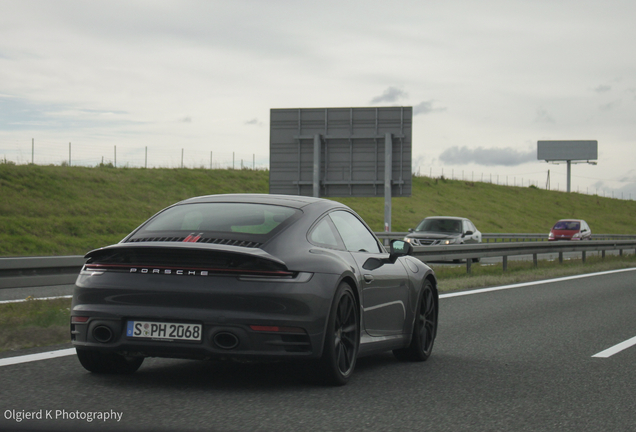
[[534, 107, 555, 124], [599, 100, 621, 111], [0, 96, 137, 131], [244, 118, 262, 126], [592, 178, 636, 199], [413, 100, 446, 116], [439, 146, 536, 166], [618, 169, 636, 183], [180, 117, 192, 123], [370, 87, 408, 104], [412, 154, 426, 168], [594, 85, 611, 93]]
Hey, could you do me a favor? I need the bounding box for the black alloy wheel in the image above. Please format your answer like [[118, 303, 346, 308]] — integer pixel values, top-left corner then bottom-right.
[[319, 282, 360, 386], [76, 349, 144, 374], [393, 279, 437, 361]]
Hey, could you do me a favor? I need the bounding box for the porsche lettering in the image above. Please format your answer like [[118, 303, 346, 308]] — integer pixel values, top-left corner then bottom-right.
[[129, 268, 209, 276]]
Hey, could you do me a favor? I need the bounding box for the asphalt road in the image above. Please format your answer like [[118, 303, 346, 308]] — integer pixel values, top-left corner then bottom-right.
[[1, 269, 635, 432]]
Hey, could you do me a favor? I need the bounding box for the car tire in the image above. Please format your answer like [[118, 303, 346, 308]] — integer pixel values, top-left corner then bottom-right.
[[393, 279, 437, 362], [318, 282, 359, 386], [76, 349, 144, 374]]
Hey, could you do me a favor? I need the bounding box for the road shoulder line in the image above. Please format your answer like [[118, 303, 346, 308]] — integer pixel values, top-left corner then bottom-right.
[[0, 348, 76, 367]]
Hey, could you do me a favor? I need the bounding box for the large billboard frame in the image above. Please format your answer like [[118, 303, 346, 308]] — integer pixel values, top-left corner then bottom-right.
[[537, 140, 598, 162], [537, 140, 598, 193], [270, 107, 413, 231]]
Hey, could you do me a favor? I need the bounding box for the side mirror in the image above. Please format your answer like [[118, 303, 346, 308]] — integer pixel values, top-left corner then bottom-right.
[[390, 240, 413, 259], [408, 228, 414, 233], [464, 230, 473, 236], [365, 240, 413, 269]]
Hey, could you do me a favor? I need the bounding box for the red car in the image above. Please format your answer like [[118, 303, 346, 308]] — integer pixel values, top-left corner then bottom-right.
[[548, 219, 592, 241]]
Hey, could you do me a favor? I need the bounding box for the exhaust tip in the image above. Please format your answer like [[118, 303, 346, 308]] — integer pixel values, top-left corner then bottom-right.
[[93, 325, 114, 343], [213, 332, 239, 350]]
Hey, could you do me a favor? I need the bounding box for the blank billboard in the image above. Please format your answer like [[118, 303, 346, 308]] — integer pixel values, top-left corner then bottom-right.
[[537, 140, 598, 161], [270, 107, 412, 197]]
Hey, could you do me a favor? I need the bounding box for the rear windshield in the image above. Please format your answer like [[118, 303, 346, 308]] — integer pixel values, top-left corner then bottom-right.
[[553, 221, 580, 230], [130, 203, 299, 240], [416, 218, 462, 233]]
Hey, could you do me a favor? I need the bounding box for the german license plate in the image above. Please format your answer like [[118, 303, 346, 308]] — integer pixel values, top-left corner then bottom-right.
[[126, 320, 202, 341]]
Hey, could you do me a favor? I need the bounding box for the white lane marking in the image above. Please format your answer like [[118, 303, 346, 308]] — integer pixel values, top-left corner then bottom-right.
[[0, 348, 76, 368], [439, 267, 636, 299], [592, 336, 636, 358], [2, 267, 635, 367], [0, 295, 72, 305]]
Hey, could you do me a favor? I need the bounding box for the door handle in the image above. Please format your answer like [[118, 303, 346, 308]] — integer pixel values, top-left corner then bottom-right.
[[363, 274, 374, 283]]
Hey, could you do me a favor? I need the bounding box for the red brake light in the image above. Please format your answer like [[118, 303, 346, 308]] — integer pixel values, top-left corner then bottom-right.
[[71, 316, 89, 323], [249, 325, 305, 334]]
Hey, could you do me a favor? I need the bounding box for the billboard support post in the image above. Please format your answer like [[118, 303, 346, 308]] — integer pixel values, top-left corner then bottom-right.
[[384, 133, 392, 232], [313, 134, 321, 198]]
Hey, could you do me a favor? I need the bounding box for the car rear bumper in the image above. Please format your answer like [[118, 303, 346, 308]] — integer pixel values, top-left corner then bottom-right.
[[71, 270, 340, 361]]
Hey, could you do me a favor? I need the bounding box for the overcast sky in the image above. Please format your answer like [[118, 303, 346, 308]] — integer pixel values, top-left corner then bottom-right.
[[1, 0, 635, 198]]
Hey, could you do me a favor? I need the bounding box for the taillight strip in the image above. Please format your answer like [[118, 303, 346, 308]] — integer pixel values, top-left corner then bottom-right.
[[84, 263, 293, 277]]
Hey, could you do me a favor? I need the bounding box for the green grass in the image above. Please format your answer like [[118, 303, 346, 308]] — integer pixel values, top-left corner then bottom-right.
[[0, 297, 71, 352], [1, 164, 636, 256], [339, 178, 636, 234], [0, 164, 269, 256]]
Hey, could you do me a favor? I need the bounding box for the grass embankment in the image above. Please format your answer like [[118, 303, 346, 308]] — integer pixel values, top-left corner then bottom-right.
[[0, 164, 269, 256], [2, 163, 636, 256], [1, 163, 636, 352]]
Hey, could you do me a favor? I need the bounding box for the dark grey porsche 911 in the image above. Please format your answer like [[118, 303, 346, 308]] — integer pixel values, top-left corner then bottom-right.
[[71, 194, 438, 385]]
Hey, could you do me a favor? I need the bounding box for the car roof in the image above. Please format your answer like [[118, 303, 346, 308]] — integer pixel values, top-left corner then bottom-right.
[[424, 216, 468, 220], [176, 193, 344, 210]]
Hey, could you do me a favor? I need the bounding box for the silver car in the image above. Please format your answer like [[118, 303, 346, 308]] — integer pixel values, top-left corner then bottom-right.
[[404, 216, 482, 246]]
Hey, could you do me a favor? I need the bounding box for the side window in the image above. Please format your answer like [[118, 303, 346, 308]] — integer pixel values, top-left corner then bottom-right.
[[309, 217, 342, 248], [329, 211, 382, 253]]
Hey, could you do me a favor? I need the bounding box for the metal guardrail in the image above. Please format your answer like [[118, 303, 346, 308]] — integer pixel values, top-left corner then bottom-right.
[[482, 233, 636, 242], [1, 235, 636, 288], [0, 255, 85, 289], [410, 239, 636, 273], [374, 232, 636, 242]]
